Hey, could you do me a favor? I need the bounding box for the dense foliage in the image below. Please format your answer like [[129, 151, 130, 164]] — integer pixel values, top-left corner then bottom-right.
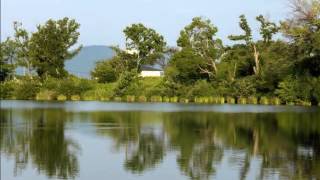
[[1, 0, 320, 105]]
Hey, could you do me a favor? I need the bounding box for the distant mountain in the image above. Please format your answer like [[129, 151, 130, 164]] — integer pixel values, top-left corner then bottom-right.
[[65, 45, 115, 78]]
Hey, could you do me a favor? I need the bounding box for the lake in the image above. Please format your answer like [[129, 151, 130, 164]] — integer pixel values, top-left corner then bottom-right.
[[1, 101, 320, 180]]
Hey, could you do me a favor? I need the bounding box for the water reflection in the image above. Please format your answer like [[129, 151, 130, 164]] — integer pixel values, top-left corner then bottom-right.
[[1, 109, 80, 179], [1, 102, 320, 180]]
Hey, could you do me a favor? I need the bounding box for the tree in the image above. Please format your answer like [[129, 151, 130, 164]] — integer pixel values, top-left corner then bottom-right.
[[28, 18, 82, 78], [0, 38, 17, 80], [91, 60, 117, 83], [123, 24, 166, 72], [13, 22, 34, 77], [229, 15, 262, 75], [281, 0, 320, 76], [256, 15, 279, 43], [177, 17, 223, 78], [166, 48, 207, 84], [156, 47, 178, 69]]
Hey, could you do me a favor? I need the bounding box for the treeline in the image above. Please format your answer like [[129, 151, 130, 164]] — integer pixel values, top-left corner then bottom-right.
[[1, 0, 320, 106]]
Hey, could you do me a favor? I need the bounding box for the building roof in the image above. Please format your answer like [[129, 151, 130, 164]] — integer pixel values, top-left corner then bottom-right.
[[141, 66, 163, 71]]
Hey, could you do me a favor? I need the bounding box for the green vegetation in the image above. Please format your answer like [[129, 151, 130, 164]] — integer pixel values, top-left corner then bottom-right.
[[1, 0, 320, 106]]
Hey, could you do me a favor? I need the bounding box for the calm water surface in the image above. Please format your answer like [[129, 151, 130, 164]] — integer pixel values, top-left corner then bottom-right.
[[1, 101, 320, 180]]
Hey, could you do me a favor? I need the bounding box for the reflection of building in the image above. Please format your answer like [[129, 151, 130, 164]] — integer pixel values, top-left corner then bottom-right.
[[140, 66, 164, 77]]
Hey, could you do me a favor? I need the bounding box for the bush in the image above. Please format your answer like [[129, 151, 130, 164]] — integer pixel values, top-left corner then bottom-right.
[[179, 98, 189, 103], [91, 60, 118, 83], [194, 97, 209, 104], [170, 97, 178, 103], [57, 95, 67, 101], [187, 80, 214, 98], [226, 97, 236, 104], [13, 78, 40, 100], [138, 96, 147, 102], [259, 97, 269, 105], [248, 97, 258, 104], [163, 96, 170, 103], [150, 96, 162, 102], [232, 77, 256, 98], [114, 97, 122, 102], [71, 95, 81, 101], [54, 76, 94, 99], [0, 81, 15, 99], [270, 97, 281, 105], [36, 90, 57, 100], [237, 97, 247, 104], [126, 95, 136, 102], [113, 70, 142, 97]]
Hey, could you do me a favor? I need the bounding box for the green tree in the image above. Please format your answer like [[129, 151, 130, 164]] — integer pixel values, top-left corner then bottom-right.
[[256, 15, 279, 43], [165, 48, 207, 85], [123, 23, 166, 72], [177, 17, 223, 78], [13, 22, 34, 77], [229, 15, 261, 75], [91, 60, 118, 83], [281, 0, 320, 76], [28, 18, 82, 78], [0, 38, 17, 80]]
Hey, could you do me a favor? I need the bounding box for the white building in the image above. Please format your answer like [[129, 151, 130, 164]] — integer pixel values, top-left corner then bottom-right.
[[140, 66, 164, 77]]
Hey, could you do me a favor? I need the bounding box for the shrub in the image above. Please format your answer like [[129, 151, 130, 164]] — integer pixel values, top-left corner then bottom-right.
[[138, 96, 147, 102], [179, 98, 189, 103], [218, 97, 225, 104], [226, 97, 235, 104], [232, 77, 256, 98], [270, 97, 281, 105], [237, 97, 247, 104], [57, 95, 67, 101], [150, 96, 162, 102], [126, 95, 136, 102], [296, 100, 312, 106], [194, 97, 209, 104], [259, 97, 269, 105], [36, 90, 57, 100], [248, 97, 258, 104], [170, 97, 178, 103], [187, 80, 214, 98], [0, 81, 15, 99], [71, 95, 81, 101], [54, 76, 94, 99], [113, 70, 142, 97], [276, 77, 300, 104], [114, 97, 122, 102], [13, 78, 40, 100], [91, 60, 118, 83], [163, 96, 170, 103]]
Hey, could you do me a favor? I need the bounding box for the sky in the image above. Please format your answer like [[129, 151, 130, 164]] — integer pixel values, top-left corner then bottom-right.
[[1, 0, 290, 47]]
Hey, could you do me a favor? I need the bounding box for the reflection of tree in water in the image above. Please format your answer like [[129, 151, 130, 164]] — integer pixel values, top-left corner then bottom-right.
[[90, 112, 166, 174], [124, 132, 165, 173], [0, 109, 80, 179], [163, 113, 223, 180]]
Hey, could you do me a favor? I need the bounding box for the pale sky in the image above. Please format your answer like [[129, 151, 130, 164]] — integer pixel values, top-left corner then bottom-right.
[[1, 0, 289, 47]]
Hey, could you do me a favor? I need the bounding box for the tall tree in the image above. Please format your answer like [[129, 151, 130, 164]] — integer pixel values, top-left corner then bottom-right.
[[177, 17, 223, 78], [256, 15, 279, 43], [281, 0, 320, 76], [0, 38, 17, 80], [123, 23, 166, 72], [229, 15, 261, 75], [13, 22, 34, 77], [28, 18, 82, 78]]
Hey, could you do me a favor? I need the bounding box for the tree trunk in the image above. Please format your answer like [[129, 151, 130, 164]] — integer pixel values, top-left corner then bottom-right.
[[253, 45, 260, 75]]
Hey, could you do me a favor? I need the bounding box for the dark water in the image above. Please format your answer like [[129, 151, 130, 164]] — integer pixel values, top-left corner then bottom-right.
[[1, 101, 320, 180]]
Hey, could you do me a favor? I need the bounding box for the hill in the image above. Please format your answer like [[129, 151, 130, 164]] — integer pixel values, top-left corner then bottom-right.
[[65, 45, 114, 78]]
